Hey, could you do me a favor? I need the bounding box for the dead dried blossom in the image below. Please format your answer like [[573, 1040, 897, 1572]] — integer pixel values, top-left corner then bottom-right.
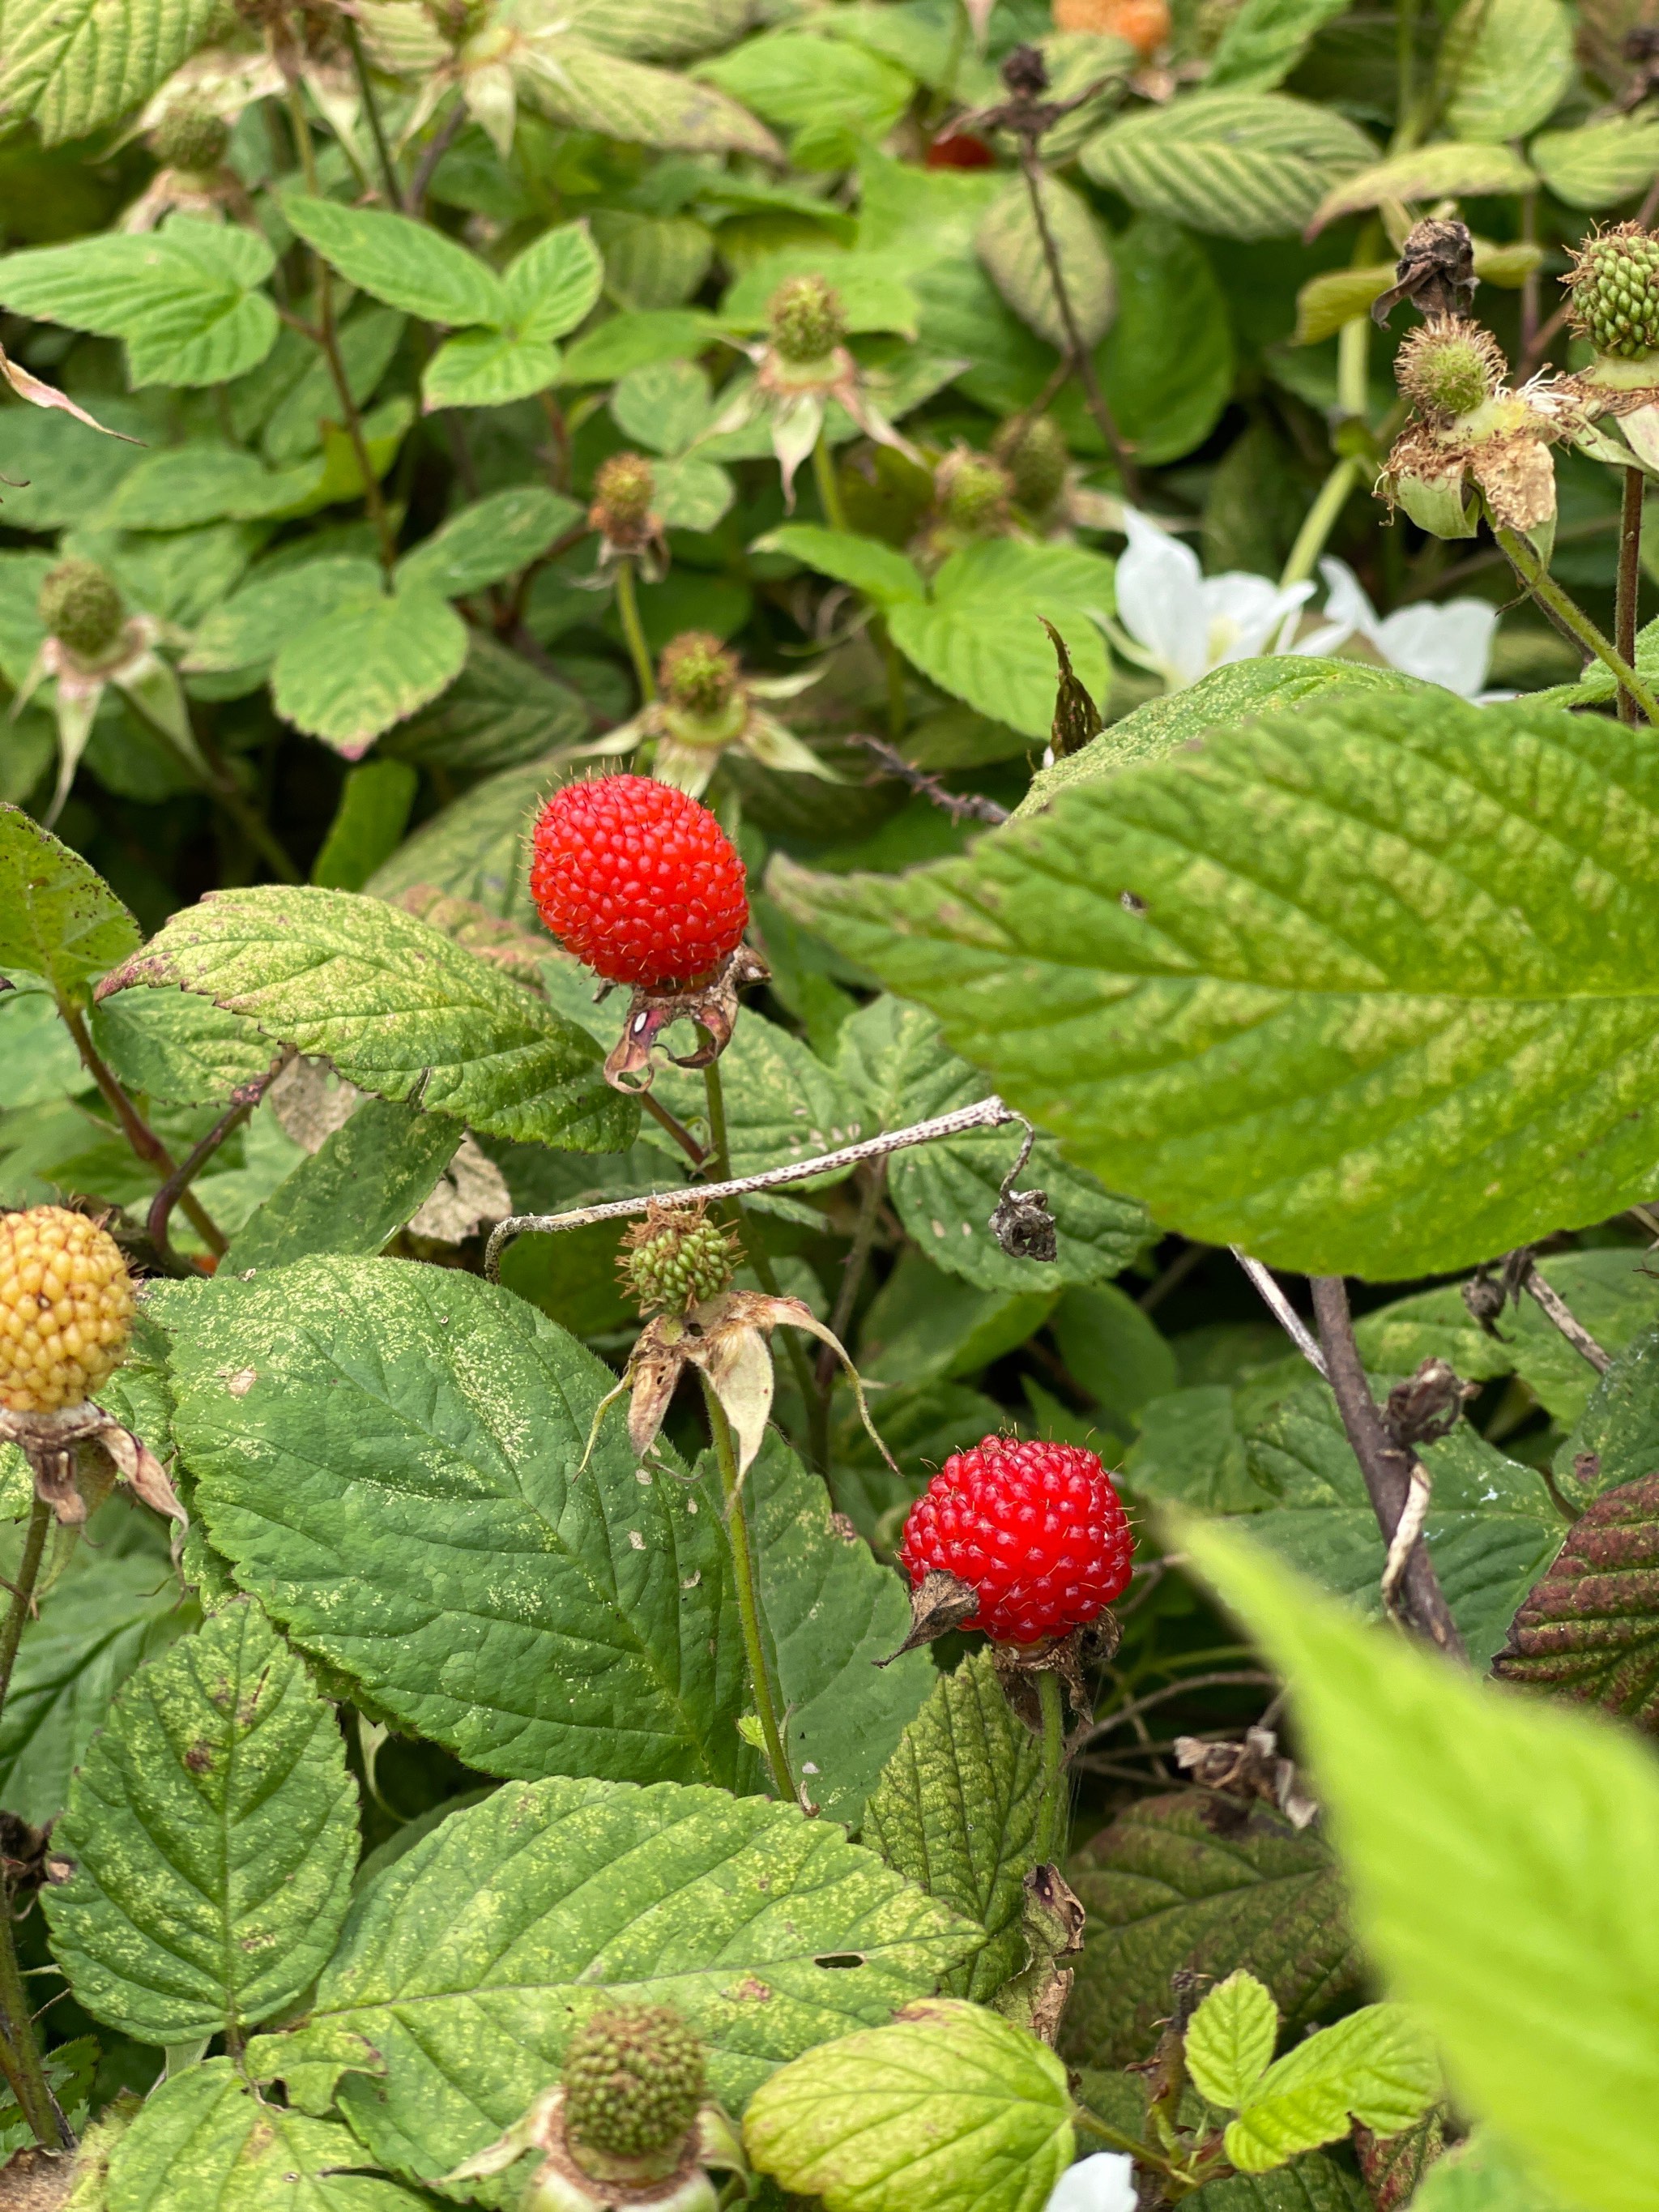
[[600, 944, 770, 1093], [0, 1402, 186, 1539], [1175, 1724, 1317, 1834]]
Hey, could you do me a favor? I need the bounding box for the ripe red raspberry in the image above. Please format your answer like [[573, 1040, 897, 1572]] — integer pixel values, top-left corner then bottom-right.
[[899, 1435, 1133, 1645], [529, 775, 749, 991], [927, 131, 996, 169]]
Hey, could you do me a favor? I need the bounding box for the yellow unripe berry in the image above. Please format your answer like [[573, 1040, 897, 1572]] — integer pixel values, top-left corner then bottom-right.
[[0, 1208, 134, 1413]]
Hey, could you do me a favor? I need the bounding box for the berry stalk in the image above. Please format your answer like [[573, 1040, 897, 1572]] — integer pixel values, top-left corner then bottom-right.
[[614, 559, 657, 706], [810, 436, 848, 534], [702, 1377, 793, 1800], [1036, 1668, 1068, 1864], [1497, 527, 1659, 724]]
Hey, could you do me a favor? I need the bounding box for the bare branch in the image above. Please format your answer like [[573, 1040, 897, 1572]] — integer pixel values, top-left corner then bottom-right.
[[1520, 1262, 1612, 1373], [851, 735, 1010, 824], [1230, 1250, 1328, 1377], [485, 1095, 1022, 1279]]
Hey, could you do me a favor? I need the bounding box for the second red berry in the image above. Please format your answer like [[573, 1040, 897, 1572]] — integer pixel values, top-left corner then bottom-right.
[[530, 775, 749, 992], [898, 1435, 1133, 1645]]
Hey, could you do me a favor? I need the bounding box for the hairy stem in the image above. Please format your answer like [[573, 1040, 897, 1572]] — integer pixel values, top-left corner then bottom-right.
[[811, 435, 848, 532], [1036, 1668, 1068, 1864], [1618, 464, 1645, 725], [58, 1002, 226, 1255], [702, 1381, 793, 1800], [1308, 1276, 1467, 1659], [1020, 149, 1138, 499], [0, 1497, 72, 2148], [1498, 527, 1659, 723], [614, 558, 657, 704], [701, 1056, 731, 1183]]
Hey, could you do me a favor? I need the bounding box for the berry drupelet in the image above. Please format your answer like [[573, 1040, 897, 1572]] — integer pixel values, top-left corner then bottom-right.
[[529, 775, 748, 992], [899, 1434, 1133, 1644], [0, 1207, 134, 1414]]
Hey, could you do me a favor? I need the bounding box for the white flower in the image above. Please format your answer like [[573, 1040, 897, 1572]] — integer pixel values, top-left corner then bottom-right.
[[1304, 557, 1499, 698], [1112, 511, 1316, 690], [1045, 2151, 1138, 2212]]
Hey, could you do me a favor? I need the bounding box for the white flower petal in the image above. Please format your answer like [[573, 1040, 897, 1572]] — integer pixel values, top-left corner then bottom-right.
[[1372, 600, 1498, 695], [1201, 574, 1312, 668], [1045, 2152, 1139, 2212], [1116, 511, 1207, 686], [1316, 556, 1381, 643]]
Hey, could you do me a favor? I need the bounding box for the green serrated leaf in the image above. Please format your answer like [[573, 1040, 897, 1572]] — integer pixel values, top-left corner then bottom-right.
[[1081, 93, 1375, 241], [394, 487, 582, 600], [1555, 1321, 1659, 1505], [98, 886, 631, 1150], [861, 1249, 1058, 1386], [45, 1598, 358, 2043], [837, 997, 1151, 1291], [1493, 1475, 1659, 1731], [772, 694, 1659, 1280], [888, 540, 1113, 740], [183, 557, 386, 680], [1439, 0, 1572, 143], [0, 218, 279, 386], [283, 193, 506, 326], [1405, 2129, 1572, 2212], [170, 1257, 742, 1783], [757, 523, 926, 606], [1188, 2150, 1372, 2210], [252, 1777, 977, 2176], [558, 307, 727, 384], [365, 755, 560, 921], [1183, 1518, 1659, 2212], [698, 30, 912, 139], [505, 220, 606, 339], [1530, 115, 1659, 207], [94, 443, 318, 531], [1309, 141, 1537, 232], [422, 328, 562, 409], [612, 357, 716, 455], [744, 1998, 1073, 2212], [381, 633, 587, 775], [644, 996, 866, 1181], [1095, 216, 1234, 468], [532, 41, 780, 156], [1064, 1794, 1360, 2073], [88, 987, 278, 1106], [223, 1100, 462, 1273], [0, 803, 139, 997], [1208, 0, 1353, 89], [1226, 2003, 1438, 2171], [0, 0, 221, 144], [976, 173, 1114, 352], [271, 589, 468, 758], [0, 1519, 194, 1826], [106, 2058, 425, 2210], [864, 1649, 1045, 2001], [591, 208, 714, 310], [1187, 1970, 1280, 2112]]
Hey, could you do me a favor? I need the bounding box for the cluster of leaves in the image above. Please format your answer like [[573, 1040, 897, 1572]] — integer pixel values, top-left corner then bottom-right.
[[2, 0, 1659, 2206]]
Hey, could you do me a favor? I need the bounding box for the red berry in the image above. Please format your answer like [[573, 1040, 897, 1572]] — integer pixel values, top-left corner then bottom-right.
[[927, 131, 996, 169], [530, 775, 749, 991], [898, 1435, 1133, 1645]]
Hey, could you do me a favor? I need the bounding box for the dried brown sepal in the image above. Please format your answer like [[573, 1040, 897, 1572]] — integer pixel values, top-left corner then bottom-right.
[[1383, 1357, 1476, 1450], [603, 945, 770, 1093], [989, 1618, 1110, 1724], [0, 1403, 186, 1537], [1041, 617, 1103, 763], [1371, 217, 1478, 327], [1174, 1723, 1317, 1833], [875, 1569, 980, 1666]]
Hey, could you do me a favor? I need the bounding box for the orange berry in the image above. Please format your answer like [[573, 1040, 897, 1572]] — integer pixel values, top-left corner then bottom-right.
[[1052, 0, 1170, 53], [0, 1208, 134, 1413]]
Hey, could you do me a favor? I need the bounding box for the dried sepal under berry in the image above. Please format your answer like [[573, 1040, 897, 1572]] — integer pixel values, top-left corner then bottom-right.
[[620, 1202, 740, 1316], [0, 1206, 134, 1414]]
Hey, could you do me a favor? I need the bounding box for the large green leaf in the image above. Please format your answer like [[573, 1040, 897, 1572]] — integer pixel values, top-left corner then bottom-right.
[[1081, 93, 1375, 241], [98, 886, 632, 1151], [223, 1100, 462, 1273], [836, 997, 1151, 1291], [89, 986, 278, 1106], [0, 0, 220, 144], [282, 194, 506, 327], [1183, 1518, 1659, 2212], [744, 1999, 1072, 2212], [183, 556, 385, 681], [1531, 116, 1659, 209], [646, 997, 867, 1181], [1208, 0, 1354, 88], [1188, 2151, 1372, 2210], [1095, 216, 1233, 468], [1493, 1475, 1659, 1732], [1555, 1321, 1659, 1502], [422, 329, 562, 409], [382, 634, 588, 775], [864, 1650, 1044, 2001], [531, 41, 780, 156], [106, 2060, 425, 2212], [505, 220, 607, 340], [170, 1258, 747, 1786], [1064, 1793, 1361, 2072], [1224, 2003, 1438, 2172], [976, 174, 1114, 352], [1186, 1970, 1280, 2110], [394, 487, 582, 600], [757, 523, 927, 608], [45, 1599, 358, 2044], [742, 1432, 934, 1828], [1439, 0, 1573, 143], [271, 589, 469, 758], [0, 1520, 194, 1826], [0, 804, 139, 997], [0, 219, 279, 386], [1309, 141, 1537, 231], [254, 1779, 978, 2180], [771, 694, 1659, 1280], [888, 540, 1113, 740]]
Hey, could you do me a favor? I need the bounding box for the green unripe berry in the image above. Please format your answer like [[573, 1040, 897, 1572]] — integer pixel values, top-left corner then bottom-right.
[[1567, 223, 1659, 358], [38, 561, 125, 661], [589, 452, 655, 544], [659, 632, 739, 719], [766, 275, 846, 367], [935, 449, 1013, 535], [621, 1206, 737, 1314], [561, 2003, 706, 2164], [992, 414, 1069, 513], [1394, 317, 1507, 425], [152, 99, 230, 173]]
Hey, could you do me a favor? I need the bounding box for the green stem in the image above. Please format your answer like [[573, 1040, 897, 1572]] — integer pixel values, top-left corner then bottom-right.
[[702, 1380, 794, 1800], [614, 558, 657, 703], [1392, 0, 1421, 152], [1279, 457, 1359, 591], [0, 1498, 71, 2148], [1037, 1669, 1068, 1864], [345, 17, 403, 209], [1498, 527, 1659, 724], [811, 435, 847, 533], [1073, 2106, 1185, 2184], [701, 1055, 731, 1182]]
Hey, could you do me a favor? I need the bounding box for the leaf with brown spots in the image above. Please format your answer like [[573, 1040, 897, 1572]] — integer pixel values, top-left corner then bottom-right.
[[1494, 1475, 1659, 1731]]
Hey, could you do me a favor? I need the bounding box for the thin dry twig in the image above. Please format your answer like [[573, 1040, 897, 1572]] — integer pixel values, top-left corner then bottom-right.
[[851, 735, 1011, 823], [1230, 1251, 1328, 1376], [1520, 1262, 1612, 1373]]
